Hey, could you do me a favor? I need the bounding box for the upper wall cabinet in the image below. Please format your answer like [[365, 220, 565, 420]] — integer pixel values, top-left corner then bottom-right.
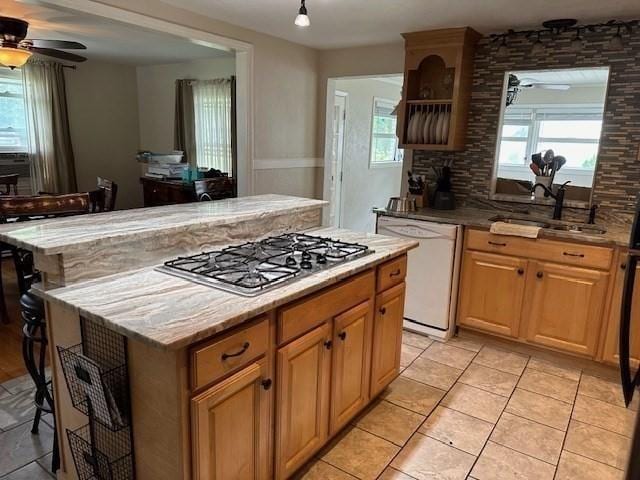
[[398, 27, 481, 151]]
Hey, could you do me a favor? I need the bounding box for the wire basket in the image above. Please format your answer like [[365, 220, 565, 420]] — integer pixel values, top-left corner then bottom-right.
[[67, 421, 133, 480], [57, 344, 130, 431]]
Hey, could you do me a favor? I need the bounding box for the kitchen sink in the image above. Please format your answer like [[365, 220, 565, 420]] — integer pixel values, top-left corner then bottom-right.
[[488, 215, 551, 229], [548, 224, 608, 235], [489, 215, 607, 235]]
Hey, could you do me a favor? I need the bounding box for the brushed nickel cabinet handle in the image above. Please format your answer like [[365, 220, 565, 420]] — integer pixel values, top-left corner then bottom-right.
[[390, 269, 402, 277]]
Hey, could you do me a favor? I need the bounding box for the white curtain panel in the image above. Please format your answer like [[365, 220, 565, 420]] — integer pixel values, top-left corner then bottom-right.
[[192, 78, 233, 175]]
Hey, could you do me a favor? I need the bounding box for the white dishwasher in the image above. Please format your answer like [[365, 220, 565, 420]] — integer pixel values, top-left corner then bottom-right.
[[377, 216, 462, 339]]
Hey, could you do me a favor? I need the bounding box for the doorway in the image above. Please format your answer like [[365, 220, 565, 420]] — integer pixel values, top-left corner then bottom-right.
[[329, 91, 347, 227], [323, 75, 405, 233]]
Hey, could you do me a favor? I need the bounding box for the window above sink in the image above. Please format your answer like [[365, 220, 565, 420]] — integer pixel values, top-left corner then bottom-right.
[[490, 67, 610, 208]]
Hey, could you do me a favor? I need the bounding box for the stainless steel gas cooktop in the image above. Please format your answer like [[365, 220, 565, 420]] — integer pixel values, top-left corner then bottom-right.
[[157, 233, 372, 296]]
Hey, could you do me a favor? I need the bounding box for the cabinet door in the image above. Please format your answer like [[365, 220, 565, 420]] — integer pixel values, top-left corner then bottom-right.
[[275, 323, 332, 479], [370, 283, 405, 398], [330, 300, 373, 435], [524, 261, 609, 356], [191, 358, 271, 480], [603, 259, 640, 367], [458, 251, 527, 337]]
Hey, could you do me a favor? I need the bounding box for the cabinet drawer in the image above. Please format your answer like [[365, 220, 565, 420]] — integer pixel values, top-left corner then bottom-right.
[[191, 317, 269, 390], [376, 255, 407, 292], [278, 270, 375, 345], [466, 229, 612, 270]]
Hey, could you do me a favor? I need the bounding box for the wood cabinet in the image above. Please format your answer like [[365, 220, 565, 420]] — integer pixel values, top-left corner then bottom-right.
[[189, 258, 408, 480], [457, 228, 615, 359], [458, 251, 527, 338], [602, 256, 640, 368], [523, 261, 609, 356], [397, 27, 481, 151], [330, 300, 373, 435], [370, 283, 405, 397], [275, 323, 332, 479], [191, 358, 271, 480]]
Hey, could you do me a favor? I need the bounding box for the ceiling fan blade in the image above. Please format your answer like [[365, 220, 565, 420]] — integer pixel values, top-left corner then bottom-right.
[[27, 46, 87, 62], [24, 39, 86, 50], [534, 84, 571, 90]]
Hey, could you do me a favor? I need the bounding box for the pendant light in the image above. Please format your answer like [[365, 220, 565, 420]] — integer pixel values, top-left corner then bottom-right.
[[531, 32, 545, 55], [295, 0, 310, 27], [570, 28, 584, 52], [608, 25, 624, 50], [497, 37, 509, 56]]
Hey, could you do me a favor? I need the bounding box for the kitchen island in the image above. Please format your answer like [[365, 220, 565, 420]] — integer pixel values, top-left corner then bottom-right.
[[0, 195, 416, 480]]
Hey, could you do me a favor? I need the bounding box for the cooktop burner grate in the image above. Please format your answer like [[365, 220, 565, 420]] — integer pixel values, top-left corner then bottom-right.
[[158, 232, 371, 296]]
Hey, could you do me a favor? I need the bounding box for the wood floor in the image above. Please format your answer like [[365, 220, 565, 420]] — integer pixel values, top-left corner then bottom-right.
[[0, 258, 32, 382]]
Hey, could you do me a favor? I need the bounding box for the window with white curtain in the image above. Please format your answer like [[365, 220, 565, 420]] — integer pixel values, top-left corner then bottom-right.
[[192, 78, 233, 175], [0, 68, 28, 153]]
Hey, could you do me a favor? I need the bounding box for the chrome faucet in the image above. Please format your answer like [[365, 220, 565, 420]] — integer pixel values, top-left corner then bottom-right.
[[532, 181, 571, 220]]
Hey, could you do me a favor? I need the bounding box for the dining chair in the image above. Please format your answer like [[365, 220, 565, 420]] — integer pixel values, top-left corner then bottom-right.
[[0, 174, 19, 195], [97, 177, 118, 211]]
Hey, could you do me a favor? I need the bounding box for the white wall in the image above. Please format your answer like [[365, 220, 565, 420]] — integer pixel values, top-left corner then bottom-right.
[[334, 77, 403, 233], [136, 57, 236, 153], [65, 60, 142, 209], [92, 0, 321, 200]]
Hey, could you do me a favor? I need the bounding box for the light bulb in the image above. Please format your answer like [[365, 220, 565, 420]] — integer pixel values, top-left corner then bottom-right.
[[295, 0, 310, 27]]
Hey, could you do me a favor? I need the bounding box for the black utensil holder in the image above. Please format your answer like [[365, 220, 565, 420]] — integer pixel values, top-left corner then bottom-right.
[[58, 318, 135, 479]]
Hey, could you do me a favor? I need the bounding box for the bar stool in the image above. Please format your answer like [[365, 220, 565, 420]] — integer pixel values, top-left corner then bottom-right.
[[21, 290, 59, 472]]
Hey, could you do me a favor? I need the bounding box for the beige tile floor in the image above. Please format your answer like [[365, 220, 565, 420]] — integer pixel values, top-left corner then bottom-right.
[[296, 330, 637, 480]]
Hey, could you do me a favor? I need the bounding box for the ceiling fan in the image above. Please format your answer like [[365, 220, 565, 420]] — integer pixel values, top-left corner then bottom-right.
[[0, 16, 87, 69], [506, 74, 570, 106], [518, 78, 571, 90]]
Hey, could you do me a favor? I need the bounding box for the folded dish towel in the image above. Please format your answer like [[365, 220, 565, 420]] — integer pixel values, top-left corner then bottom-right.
[[489, 221, 541, 239]]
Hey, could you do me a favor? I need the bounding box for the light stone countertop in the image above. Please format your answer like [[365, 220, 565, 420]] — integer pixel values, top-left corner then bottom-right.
[[374, 207, 631, 247], [34, 227, 417, 350], [0, 194, 327, 255]]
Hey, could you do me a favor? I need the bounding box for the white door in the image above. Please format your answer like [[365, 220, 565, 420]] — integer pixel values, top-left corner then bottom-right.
[[329, 92, 347, 227]]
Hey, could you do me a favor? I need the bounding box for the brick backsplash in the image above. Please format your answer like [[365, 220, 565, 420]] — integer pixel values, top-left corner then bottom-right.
[[411, 27, 640, 216]]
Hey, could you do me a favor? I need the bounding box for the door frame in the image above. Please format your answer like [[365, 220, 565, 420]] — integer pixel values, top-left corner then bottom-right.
[[41, 0, 255, 196], [330, 90, 348, 227]]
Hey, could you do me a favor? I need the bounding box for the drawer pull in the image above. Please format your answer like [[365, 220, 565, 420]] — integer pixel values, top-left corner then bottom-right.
[[488, 241, 507, 247], [324, 340, 333, 350], [622, 263, 627, 270], [390, 269, 402, 277], [563, 251, 585, 258], [536, 271, 544, 279], [517, 268, 524, 276], [261, 378, 272, 390], [338, 331, 347, 341], [221, 342, 250, 361], [379, 307, 387, 315]]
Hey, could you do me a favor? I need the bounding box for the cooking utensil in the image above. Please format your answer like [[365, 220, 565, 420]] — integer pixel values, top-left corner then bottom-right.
[[530, 163, 541, 176], [386, 197, 417, 213]]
